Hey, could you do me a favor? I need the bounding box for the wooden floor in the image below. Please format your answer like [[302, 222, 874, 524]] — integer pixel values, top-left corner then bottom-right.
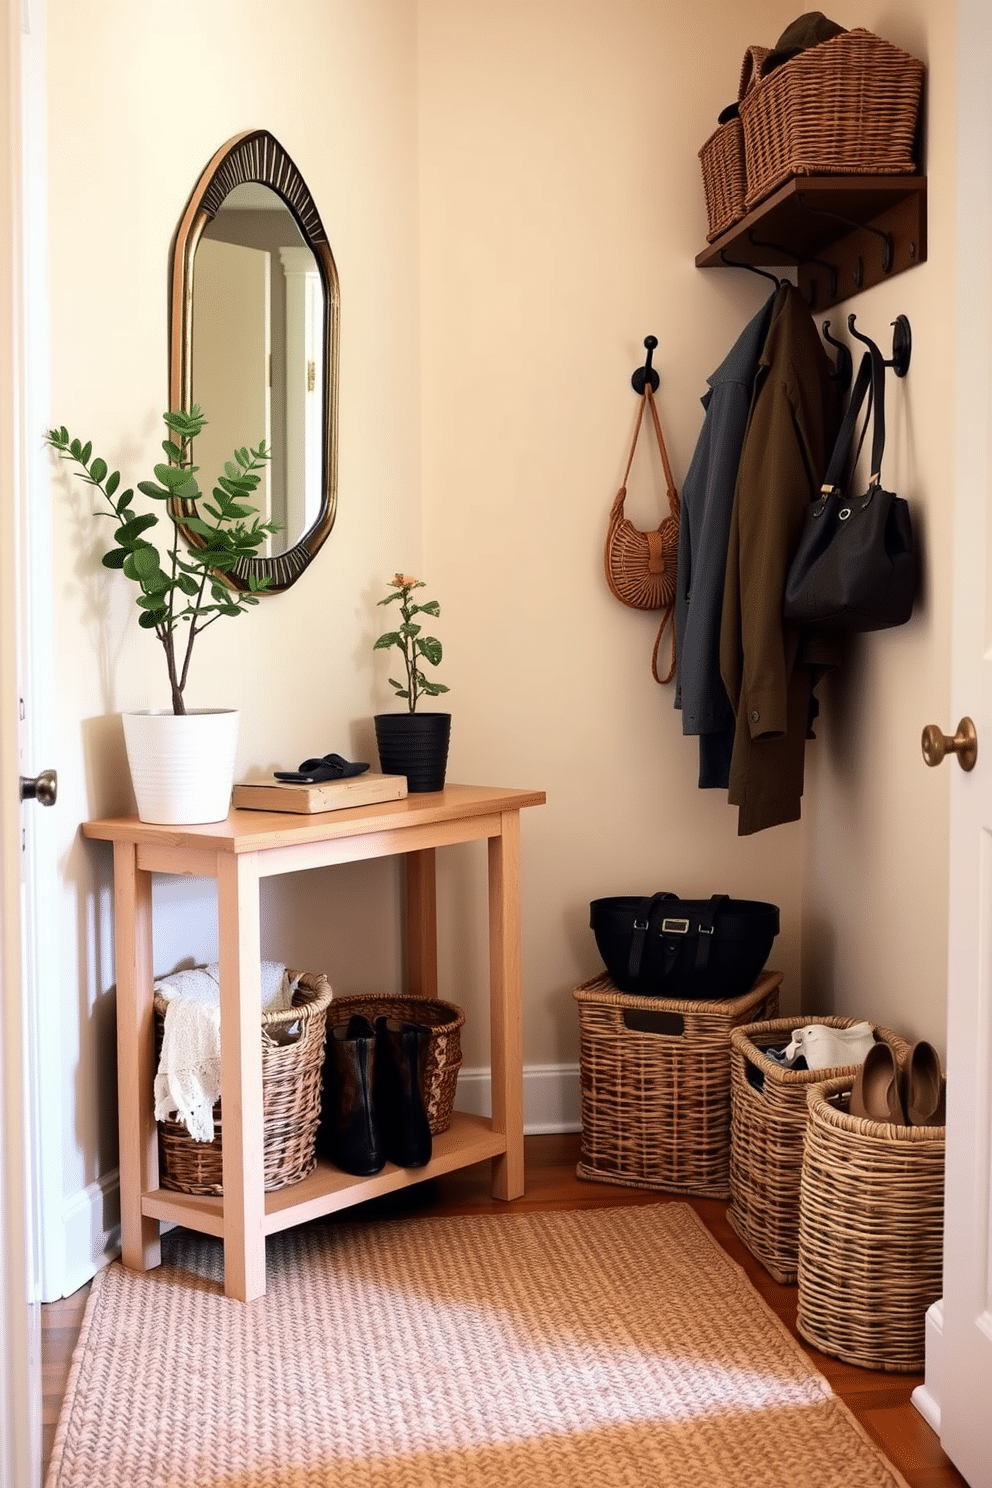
[[42, 1132, 968, 1488]]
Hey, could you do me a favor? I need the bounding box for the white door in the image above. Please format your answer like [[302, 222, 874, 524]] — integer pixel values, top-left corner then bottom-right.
[[1, 0, 55, 1480], [940, 2, 992, 1481], [0, 0, 38, 1476]]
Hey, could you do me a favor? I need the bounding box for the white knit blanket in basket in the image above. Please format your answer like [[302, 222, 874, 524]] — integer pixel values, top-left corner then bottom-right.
[[153, 962, 300, 1142]]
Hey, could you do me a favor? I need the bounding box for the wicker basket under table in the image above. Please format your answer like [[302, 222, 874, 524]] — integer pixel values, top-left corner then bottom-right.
[[574, 969, 781, 1199], [797, 1075, 946, 1372], [739, 28, 925, 212], [728, 1018, 907, 1284], [155, 969, 332, 1196], [325, 993, 464, 1136]]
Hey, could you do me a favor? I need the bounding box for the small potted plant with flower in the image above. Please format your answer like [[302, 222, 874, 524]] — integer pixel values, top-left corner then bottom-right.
[[372, 573, 450, 792], [45, 405, 277, 823]]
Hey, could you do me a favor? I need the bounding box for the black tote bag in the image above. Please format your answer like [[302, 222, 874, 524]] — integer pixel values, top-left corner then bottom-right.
[[783, 341, 916, 632], [589, 892, 779, 999]]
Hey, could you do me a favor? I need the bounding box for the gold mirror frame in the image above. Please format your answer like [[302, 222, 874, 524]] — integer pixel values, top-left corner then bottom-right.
[[169, 129, 340, 592]]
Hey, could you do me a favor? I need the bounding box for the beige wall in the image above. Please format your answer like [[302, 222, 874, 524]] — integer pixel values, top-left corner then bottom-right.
[[44, 0, 955, 1283], [46, 0, 424, 1227], [419, 0, 815, 1074], [417, 0, 955, 1064]]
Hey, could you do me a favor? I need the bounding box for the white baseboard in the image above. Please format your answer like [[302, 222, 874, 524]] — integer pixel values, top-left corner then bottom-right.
[[911, 1298, 943, 1432], [56, 1169, 122, 1301], [456, 1062, 582, 1134], [54, 1064, 583, 1296]]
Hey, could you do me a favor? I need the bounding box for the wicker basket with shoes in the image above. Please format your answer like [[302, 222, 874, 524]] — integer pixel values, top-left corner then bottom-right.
[[728, 1017, 906, 1283], [325, 994, 464, 1136], [797, 1072, 945, 1371]]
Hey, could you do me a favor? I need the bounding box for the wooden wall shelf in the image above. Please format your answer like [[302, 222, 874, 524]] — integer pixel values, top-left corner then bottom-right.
[[696, 175, 927, 312]]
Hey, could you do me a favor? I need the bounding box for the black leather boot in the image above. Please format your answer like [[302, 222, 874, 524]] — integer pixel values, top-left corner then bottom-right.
[[375, 1017, 433, 1168], [317, 1015, 384, 1175]]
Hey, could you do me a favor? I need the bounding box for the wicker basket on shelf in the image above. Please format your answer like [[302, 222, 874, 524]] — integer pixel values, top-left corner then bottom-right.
[[325, 993, 464, 1136], [155, 968, 332, 1196], [574, 969, 781, 1199], [739, 28, 925, 211], [797, 1074, 946, 1372], [699, 44, 769, 241], [728, 1017, 907, 1284]]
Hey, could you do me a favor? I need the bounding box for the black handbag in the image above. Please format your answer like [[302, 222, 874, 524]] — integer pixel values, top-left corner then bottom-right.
[[782, 340, 916, 632], [589, 892, 779, 1000]]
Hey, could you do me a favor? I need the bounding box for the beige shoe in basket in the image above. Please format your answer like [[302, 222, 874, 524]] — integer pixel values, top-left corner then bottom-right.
[[903, 1040, 946, 1127], [848, 1041, 907, 1125]]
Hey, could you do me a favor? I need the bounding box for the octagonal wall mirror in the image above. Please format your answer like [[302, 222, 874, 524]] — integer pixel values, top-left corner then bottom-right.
[[169, 130, 340, 592]]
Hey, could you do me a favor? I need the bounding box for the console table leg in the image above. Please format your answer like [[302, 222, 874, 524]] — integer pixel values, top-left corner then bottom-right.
[[113, 841, 161, 1273], [488, 813, 524, 1200], [405, 848, 438, 1000], [217, 852, 267, 1301]]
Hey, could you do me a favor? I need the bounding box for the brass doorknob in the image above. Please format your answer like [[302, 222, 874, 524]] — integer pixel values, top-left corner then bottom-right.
[[921, 718, 978, 772]]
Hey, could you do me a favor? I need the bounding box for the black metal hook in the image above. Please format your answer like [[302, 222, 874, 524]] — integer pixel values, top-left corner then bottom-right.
[[747, 233, 838, 306], [797, 193, 894, 274], [848, 313, 912, 378], [821, 320, 853, 391], [718, 250, 781, 289], [631, 335, 660, 394]]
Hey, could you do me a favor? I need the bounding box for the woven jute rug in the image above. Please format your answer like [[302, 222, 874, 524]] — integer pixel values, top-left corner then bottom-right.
[[47, 1203, 909, 1488]]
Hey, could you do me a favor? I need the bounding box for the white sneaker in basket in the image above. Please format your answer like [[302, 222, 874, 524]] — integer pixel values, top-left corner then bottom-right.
[[782, 1021, 876, 1071]]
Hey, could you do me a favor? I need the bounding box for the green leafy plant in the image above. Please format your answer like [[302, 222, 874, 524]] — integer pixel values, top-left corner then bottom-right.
[[45, 405, 278, 715], [373, 573, 450, 712]]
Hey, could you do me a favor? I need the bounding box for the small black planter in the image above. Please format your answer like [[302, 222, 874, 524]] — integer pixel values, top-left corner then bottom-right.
[[373, 712, 451, 793]]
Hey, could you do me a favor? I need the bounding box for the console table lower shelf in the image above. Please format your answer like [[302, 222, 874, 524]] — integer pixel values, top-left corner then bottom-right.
[[143, 1111, 504, 1236]]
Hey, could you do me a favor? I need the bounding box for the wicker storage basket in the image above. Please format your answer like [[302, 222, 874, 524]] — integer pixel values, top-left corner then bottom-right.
[[739, 28, 925, 211], [574, 969, 781, 1198], [155, 968, 332, 1196], [728, 1017, 906, 1283], [325, 993, 464, 1136], [699, 45, 769, 241], [797, 1074, 946, 1372]]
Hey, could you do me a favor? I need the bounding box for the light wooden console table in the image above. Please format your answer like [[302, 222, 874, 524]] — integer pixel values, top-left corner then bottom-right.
[[82, 783, 546, 1300]]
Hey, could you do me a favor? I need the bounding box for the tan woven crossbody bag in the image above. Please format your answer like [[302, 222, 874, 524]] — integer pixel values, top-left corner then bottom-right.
[[604, 385, 681, 683]]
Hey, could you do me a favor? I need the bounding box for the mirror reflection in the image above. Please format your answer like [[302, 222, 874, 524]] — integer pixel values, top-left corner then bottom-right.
[[169, 130, 340, 593], [195, 184, 324, 558]]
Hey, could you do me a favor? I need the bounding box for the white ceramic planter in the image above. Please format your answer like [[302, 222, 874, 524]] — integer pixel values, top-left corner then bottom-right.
[[122, 709, 240, 825]]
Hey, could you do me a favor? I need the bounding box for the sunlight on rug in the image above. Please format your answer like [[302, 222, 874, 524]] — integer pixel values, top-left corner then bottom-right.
[[46, 1203, 909, 1487]]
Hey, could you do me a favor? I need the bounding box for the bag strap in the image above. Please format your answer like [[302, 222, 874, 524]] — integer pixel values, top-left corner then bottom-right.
[[822, 344, 887, 496], [613, 387, 680, 522], [651, 611, 676, 685], [627, 892, 677, 982], [692, 894, 730, 973], [626, 892, 732, 983], [821, 351, 871, 494], [865, 336, 887, 488]]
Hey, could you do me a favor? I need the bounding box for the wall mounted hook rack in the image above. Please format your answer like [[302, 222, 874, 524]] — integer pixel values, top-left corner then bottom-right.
[[631, 335, 660, 394], [747, 231, 838, 303], [696, 175, 927, 312], [848, 312, 912, 378], [718, 250, 781, 289]]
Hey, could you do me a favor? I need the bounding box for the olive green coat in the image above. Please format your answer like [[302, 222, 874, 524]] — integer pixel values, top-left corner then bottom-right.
[[719, 284, 842, 836]]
